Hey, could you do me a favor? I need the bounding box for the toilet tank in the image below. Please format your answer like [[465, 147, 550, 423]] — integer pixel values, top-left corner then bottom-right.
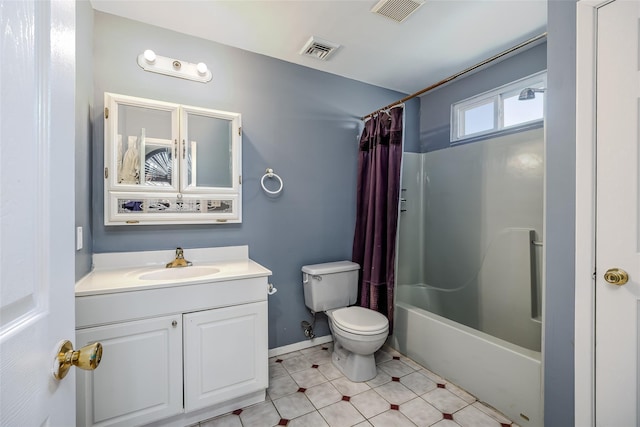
[[301, 261, 360, 312]]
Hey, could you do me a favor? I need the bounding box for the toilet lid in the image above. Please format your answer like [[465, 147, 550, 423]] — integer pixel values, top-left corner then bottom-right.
[[330, 306, 389, 335]]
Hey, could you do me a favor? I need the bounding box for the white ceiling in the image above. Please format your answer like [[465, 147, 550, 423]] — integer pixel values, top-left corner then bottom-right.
[[90, 0, 547, 95]]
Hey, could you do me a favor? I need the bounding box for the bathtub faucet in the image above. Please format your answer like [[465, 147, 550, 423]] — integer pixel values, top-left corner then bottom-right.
[[166, 247, 193, 268]]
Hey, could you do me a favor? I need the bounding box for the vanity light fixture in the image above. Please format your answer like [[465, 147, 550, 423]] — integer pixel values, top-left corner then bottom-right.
[[137, 49, 212, 83], [143, 49, 156, 64]]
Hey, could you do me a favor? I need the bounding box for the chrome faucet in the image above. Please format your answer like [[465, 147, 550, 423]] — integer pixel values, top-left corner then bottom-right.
[[166, 247, 193, 268]]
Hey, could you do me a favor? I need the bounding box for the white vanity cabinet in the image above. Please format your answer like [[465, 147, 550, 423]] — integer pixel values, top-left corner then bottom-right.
[[103, 93, 242, 225], [75, 262, 270, 427]]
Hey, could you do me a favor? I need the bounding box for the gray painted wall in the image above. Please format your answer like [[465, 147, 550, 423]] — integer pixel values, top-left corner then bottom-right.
[[90, 12, 413, 349], [75, 0, 94, 279], [419, 42, 547, 153], [544, 0, 576, 425]]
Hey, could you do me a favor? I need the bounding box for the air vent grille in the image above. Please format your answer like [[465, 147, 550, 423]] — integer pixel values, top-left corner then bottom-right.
[[371, 0, 425, 23], [299, 37, 340, 61]]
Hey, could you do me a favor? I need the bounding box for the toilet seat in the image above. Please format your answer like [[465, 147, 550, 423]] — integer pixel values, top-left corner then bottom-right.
[[329, 306, 388, 335]]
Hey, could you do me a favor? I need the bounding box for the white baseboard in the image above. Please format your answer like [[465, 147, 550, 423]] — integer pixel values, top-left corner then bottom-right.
[[268, 335, 333, 358]]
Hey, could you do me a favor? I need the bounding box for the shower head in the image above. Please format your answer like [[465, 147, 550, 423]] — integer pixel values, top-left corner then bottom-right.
[[518, 87, 546, 101]]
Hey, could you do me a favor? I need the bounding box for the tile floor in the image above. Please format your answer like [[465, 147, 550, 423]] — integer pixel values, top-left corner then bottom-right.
[[198, 343, 519, 427]]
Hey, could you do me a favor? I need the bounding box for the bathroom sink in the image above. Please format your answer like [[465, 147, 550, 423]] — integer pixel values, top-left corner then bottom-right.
[[138, 266, 220, 281]]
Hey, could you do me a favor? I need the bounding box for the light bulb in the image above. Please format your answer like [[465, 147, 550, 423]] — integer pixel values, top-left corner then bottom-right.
[[196, 62, 208, 75], [143, 49, 156, 64]]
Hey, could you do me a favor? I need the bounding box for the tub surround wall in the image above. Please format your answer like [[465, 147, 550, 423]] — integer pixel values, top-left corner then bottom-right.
[[398, 129, 544, 351], [90, 11, 413, 349], [396, 153, 423, 286]]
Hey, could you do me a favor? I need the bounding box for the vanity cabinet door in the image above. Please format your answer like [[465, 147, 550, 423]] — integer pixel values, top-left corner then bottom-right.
[[183, 301, 268, 412], [76, 315, 183, 427]]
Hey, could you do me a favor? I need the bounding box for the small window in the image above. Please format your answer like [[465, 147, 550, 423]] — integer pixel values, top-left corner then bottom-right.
[[461, 98, 496, 136], [451, 71, 546, 143]]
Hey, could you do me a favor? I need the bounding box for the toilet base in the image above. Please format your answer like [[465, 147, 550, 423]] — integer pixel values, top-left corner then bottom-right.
[[331, 340, 377, 382]]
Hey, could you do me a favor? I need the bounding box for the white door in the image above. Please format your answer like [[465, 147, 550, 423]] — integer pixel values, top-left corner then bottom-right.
[[595, 0, 640, 424], [0, 1, 77, 426]]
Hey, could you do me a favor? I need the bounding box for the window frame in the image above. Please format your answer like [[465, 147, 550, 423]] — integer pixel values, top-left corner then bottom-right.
[[450, 70, 547, 143]]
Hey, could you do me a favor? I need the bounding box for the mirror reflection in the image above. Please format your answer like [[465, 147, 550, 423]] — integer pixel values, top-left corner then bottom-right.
[[144, 141, 173, 186], [117, 104, 173, 187], [185, 112, 233, 189]]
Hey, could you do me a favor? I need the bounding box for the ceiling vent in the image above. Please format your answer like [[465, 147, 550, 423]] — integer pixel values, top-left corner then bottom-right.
[[371, 0, 425, 23], [299, 37, 341, 61]]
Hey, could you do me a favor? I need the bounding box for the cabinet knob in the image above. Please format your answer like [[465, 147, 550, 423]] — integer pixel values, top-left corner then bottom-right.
[[172, 320, 178, 327]]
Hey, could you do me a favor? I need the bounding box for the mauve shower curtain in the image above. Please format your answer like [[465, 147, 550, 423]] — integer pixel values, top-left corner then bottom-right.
[[352, 106, 404, 333]]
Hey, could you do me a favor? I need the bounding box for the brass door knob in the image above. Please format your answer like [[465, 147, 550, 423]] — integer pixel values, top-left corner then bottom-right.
[[53, 340, 102, 380], [604, 268, 629, 286]]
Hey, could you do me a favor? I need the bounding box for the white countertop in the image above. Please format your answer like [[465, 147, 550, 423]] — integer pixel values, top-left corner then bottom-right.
[[75, 246, 272, 297]]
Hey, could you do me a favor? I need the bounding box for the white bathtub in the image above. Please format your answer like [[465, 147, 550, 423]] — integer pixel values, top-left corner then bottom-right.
[[390, 299, 542, 427]]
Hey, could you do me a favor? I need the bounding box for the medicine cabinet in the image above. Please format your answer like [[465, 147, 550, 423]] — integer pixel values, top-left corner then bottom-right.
[[103, 93, 242, 225]]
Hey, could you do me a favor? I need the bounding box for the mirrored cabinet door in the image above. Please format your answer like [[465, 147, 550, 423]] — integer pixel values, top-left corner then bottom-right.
[[180, 106, 241, 194], [106, 93, 180, 191], [104, 93, 242, 225]]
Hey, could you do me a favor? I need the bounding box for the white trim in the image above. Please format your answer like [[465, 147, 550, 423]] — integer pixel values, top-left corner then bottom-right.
[[268, 336, 333, 358], [575, 1, 606, 425]]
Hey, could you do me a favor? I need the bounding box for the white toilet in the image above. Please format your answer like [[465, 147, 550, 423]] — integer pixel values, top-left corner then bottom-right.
[[302, 261, 389, 382]]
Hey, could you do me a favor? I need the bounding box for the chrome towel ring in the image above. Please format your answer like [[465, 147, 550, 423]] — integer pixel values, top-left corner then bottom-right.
[[261, 168, 283, 195]]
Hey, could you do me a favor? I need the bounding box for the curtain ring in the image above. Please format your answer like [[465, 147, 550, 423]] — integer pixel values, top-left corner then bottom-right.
[[261, 168, 283, 195]]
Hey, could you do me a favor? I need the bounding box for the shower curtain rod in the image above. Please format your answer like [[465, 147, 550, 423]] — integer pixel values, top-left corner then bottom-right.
[[362, 32, 548, 120]]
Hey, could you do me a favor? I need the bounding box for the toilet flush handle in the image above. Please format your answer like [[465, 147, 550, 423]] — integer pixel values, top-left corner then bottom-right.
[[302, 273, 322, 284]]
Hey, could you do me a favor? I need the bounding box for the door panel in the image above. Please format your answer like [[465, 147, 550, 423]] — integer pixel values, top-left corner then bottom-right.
[[76, 316, 183, 427], [183, 302, 268, 412], [595, 0, 640, 424], [0, 0, 76, 425]]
